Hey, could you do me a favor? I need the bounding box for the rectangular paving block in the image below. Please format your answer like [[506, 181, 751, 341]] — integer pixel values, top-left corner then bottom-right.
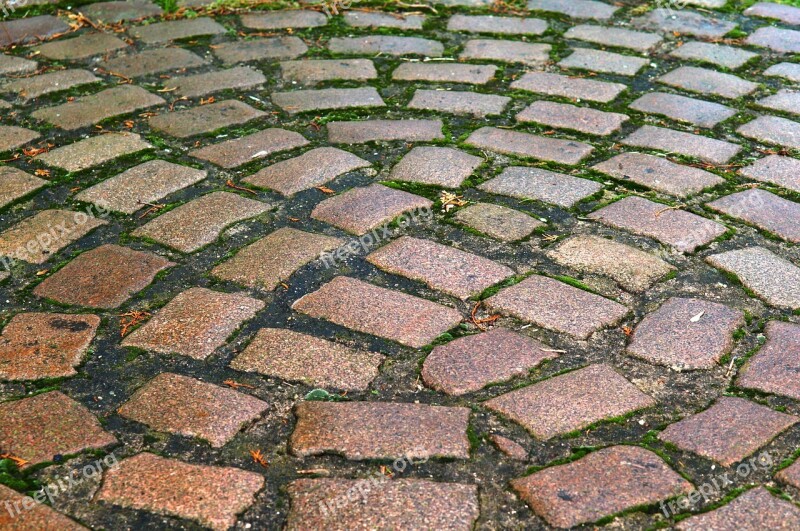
[[344, 11, 424, 29], [0, 166, 46, 209], [0, 125, 40, 152], [632, 8, 736, 38], [408, 89, 510, 117], [189, 127, 308, 169], [740, 155, 800, 194], [737, 115, 800, 150], [628, 92, 736, 128], [622, 125, 741, 164], [516, 100, 628, 135], [148, 100, 266, 138], [0, 483, 86, 529], [745, 2, 800, 25], [677, 487, 800, 531], [81, 0, 163, 22], [272, 87, 384, 113], [1, 69, 100, 101], [447, 14, 547, 35], [765, 62, 800, 82], [559, 48, 648, 76], [98, 48, 208, 78], [329, 35, 443, 57], [240, 10, 326, 29], [388, 146, 481, 188], [129, 17, 226, 43], [479, 166, 602, 208], [392, 62, 497, 84], [460, 39, 550, 65], [163, 66, 266, 98], [0, 209, 107, 264], [453, 202, 543, 242], [758, 89, 800, 116], [465, 127, 594, 165], [527, 0, 618, 20], [658, 66, 758, 99], [564, 24, 662, 52], [213, 36, 308, 63], [327, 119, 444, 143], [670, 41, 757, 69], [280, 59, 377, 83], [35, 32, 128, 60], [0, 53, 37, 75], [38, 132, 152, 172], [510, 71, 626, 103], [708, 188, 800, 242], [738, 321, 800, 401], [0, 15, 70, 47]]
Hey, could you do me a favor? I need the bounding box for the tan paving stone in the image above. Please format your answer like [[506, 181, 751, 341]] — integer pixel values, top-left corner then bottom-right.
[[632, 8, 736, 38], [740, 155, 800, 194], [0, 16, 70, 47], [1, 69, 99, 101], [213, 37, 308, 63], [280, 59, 377, 83], [189, 128, 308, 169], [559, 48, 648, 76], [738, 321, 800, 401], [129, 17, 226, 43], [622, 125, 741, 164], [460, 39, 550, 65], [658, 66, 758, 99], [241, 10, 326, 29], [564, 24, 662, 52], [745, 2, 800, 25], [272, 87, 384, 114], [737, 115, 800, 150], [465, 127, 594, 165], [327, 119, 444, 143], [39, 132, 152, 172], [677, 487, 800, 531], [0, 483, 87, 529], [388, 146, 481, 188], [0, 209, 107, 264], [0, 125, 40, 152], [35, 32, 128, 60], [453, 202, 543, 242], [708, 188, 800, 242], [527, 0, 618, 20], [82, 1, 163, 23], [329, 35, 443, 56], [162, 66, 265, 98], [479, 166, 602, 208], [148, 100, 266, 138], [392, 62, 497, 84], [0, 166, 46, 209], [517, 100, 628, 135], [344, 11, 424, 29], [408, 89, 510, 117], [670, 41, 757, 69], [98, 47, 207, 78], [510, 71, 626, 103], [447, 14, 547, 35], [628, 92, 736, 128]]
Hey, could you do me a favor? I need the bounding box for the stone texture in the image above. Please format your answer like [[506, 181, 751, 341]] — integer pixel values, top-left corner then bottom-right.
[[708, 188, 800, 243], [447, 14, 547, 35], [510, 71, 626, 103], [82, 1, 163, 22], [565, 24, 661, 52], [670, 41, 757, 69], [677, 487, 800, 531], [632, 9, 736, 38], [292, 276, 462, 348], [765, 62, 800, 83], [740, 155, 800, 194], [622, 125, 741, 164], [0, 483, 86, 529], [659, 397, 797, 466], [280, 59, 377, 83], [758, 89, 800, 116], [213, 37, 308, 64], [0, 16, 70, 47], [490, 434, 528, 460], [465, 127, 594, 165], [35, 32, 128, 61], [559, 48, 648, 76], [121, 287, 264, 359], [0, 209, 107, 264], [2, 69, 99, 101], [517, 100, 628, 135], [329, 35, 443, 57], [327, 119, 444, 143], [408, 89, 510, 117], [629, 92, 735, 128], [39, 133, 152, 172], [484, 275, 628, 339], [658, 66, 758, 99], [290, 401, 470, 460], [130, 17, 226, 43], [388, 146, 481, 188], [0, 125, 40, 152], [706, 247, 800, 309], [738, 115, 800, 149], [148, 100, 266, 138], [453, 202, 543, 242], [738, 321, 800, 401], [392, 63, 497, 84], [0, 166, 46, 209], [189, 128, 308, 169], [745, 2, 800, 25], [460, 39, 550, 66], [273, 87, 384, 114], [527, 0, 618, 20], [98, 48, 207, 78], [231, 328, 383, 391], [344, 11, 424, 29], [479, 166, 602, 208], [778, 459, 800, 491], [0, 53, 37, 76], [240, 10, 326, 29], [163, 66, 266, 98]]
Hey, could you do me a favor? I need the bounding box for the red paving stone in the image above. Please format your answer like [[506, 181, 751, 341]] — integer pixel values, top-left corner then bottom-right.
[[622, 125, 741, 164], [327, 119, 444, 143], [392, 62, 497, 84], [737, 321, 800, 401], [737, 115, 800, 150], [558, 48, 648, 76], [516, 100, 628, 135], [740, 155, 800, 194], [453, 202, 543, 242], [708, 188, 800, 243], [0, 166, 47, 209], [0, 483, 87, 529], [0, 209, 107, 264], [408, 89, 510, 117], [148, 100, 266, 138], [448, 14, 547, 35], [38, 132, 153, 172], [459, 39, 550, 66], [189, 127, 309, 169], [466, 127, 594, 165], [490, 434, 528, 460], [479, 166, 602, 208], [677, 487, 800, 530], [628, 92, 736, 128], [388, 146, 481, 188], [510, 71, 627, 103], [777, 459, 800, 490]]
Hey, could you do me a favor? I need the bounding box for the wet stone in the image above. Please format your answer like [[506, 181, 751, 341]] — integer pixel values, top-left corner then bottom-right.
[[622, 125, 741, 164], [148, 100, 266, 138], [292, 276, 462, 348], [244, 147, 370, 195], [765, 62, 800, 83], [527, 0, 618, 20], [453, 202, 543, 242], [547, 234, 674, 293], [708, 188, 800, 243], [659, 396, 797, 466], [447, 14, 547, 35], [706, 246, 800, 309], [516, 100, 628, 135], [211, 227, 344, 290], [388, 146, 481, 188], [132, 191, 269, 252], [564, 24, 662, 52], [130, 17, 226, 43], [592, 152, 724, 197], [677, 487, 800, 531], [327, 119, 444, 143], [740, 155, 800, 193], [39, 132, 152, 172], [328, 35, 444, 57], [280, 59, 377, 83], [745, 2, 800, 25], [738, 321, 800, 401], [512, 445, 692, 528], [290, 401, 470, 460], [670, 41, 757, 69], [758, 89, 800, 116], [231, 328, 383, 391], [460, 39, 550, 66], [0, 209, 107, 264], [0, 53, 37, 76], [408, 88, 509, 117], [163, 66, 266, 98], [240, 10, 326, 29], [479, 166, 602, 208], [34, 244, 174, 309], [0, 483, 86, 529], [82, 1, 163, 23], [0, 166, 46, 208], [1, 69, 99, 101], [98, 48, 208, 78], [0, 125, 40, 152], [392, 62, 497, 84], [0, 312, 100, 381], [628, 92, 735, 128], [490, 434, 528, 460], [559, 48, 648, 76], [659, 66, 759, 99], [737, 115, 800, 150], [588, 196, 726, 253], [486, 365, 654, 438], [35, 32, 128, 61], [510, 71, 627, 103], [465, 127, 594, 165], [485, 275, 627, 339], [0, 391, 116, 467], [632, 8, 736, 38], [272, 87, 384, 114], [121, 287, 264, 359], [344, 11, 424, 29], [422, 327, 558, 395], [189, 128, 308, 169], [0, 16, 70, 47]]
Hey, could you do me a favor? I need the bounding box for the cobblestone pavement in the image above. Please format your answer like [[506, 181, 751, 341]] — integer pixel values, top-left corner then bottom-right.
[[2, 0, 800, 529]]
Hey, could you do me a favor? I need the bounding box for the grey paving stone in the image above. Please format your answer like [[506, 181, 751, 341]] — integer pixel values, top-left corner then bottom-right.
[[677, 487, 800, 531], [740, 155, 800, 193], [658, 66, 758, 99], [129, 17, 226, 43], [479, 166, 602, 208], [745, 2, 800, 25], [707, 246, 800, 309], [213, 37, 308, 64], [0, 125, 40, 153], [747, 27, 800, 54], [453, 202, 543, 242], [38, 132, 152, 172], [189, 128, 308, 169], [272, 87, 384, 113], [764, 62, 800, 83], [757, 89, 800, 116], [408, 89, 510, 117], [148, 100, 266, 138], [240, 10, 326, 29], [460, 39, 550, 66], [0, 16, 70, 47], [516, 100, 628, 135], [81, 1, 163, 23], [392, 62, 497, 84], [527, 0, 618, 20], [98, 48, 208, 78], [447, 14, 547, 35], [465, 127, 594, 165], [1, 69, 99, 101], [0, 209, 106, 264], [622, 125, 741, 164], [738, 321, 800, 401], [0, 166, 46, 209], [683, 0, 728, 5], [344, 11, 424, 29], [388, 146, 481, 188], [564, 24, 662, 52], [632, 8, 736, 38], [163, 66, 266, 98], [670, 41, 757, 69], [737, 115, 800, 149], [510, 71, 627, 103], [280, 59, 377, 83], [329, 35, 443, 57], [35, 32, 128, 61], [708, 188, 800, 243], [327, 119, 444, 143], [0, 53, 37, 75], [628, 92, 735, 128], [559, 48, 648, 76]]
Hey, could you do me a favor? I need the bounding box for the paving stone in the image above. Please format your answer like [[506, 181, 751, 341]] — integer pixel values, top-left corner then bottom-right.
[[327, 119, 444, 143], [487, 364, 653, 437], [683, 0, 727, 5], [460, 39, 550, 66], [628, 92, 735, 128], [0, 391, 116, 467], [287, 480, 478, 531], [745, 2, 800, 25], [740, 155, 800, 194], [764, 62, 800, 83], [292, 276, 462, 348], [82, 1, 163, 23], [189, 128, 308, 169], [676, 487, 800, 531], [240, 10, 326, 29], [510, 71, 627, 103], [547, 234, 674, 292], [0, 209, 107, 264], [148, 100, 266, 138], [1, 69, 99, 101], [214, 36, 308, 64], [344, 11, 424, 29], [490, 434, 528, 460], [511, 445, 692, 528], [632, 8, 736, 38], [778, 458, 800, 490], [0, 125, 40, 152], [670, 41, 757, 69], [311, 183, 432, 236], [367, 236, 514, 299], [329, 35, 443, 57], [76, 160, 207, 214], [98, 48, 208, 78], [589, 196, 726, 253], [0, 312, 100, 381], [121, 287, 264, 359], [453, 202, 543, 242], [559, 48, 649, 76], [708, 189, 800, 242], [280, 59, 377, 83], [388, 146, 481, 188], [465, 127, 594, 165], [564, 24, 662, 52], [163, 66, 265, 98], [32, 85, 164, 130], [0, 53, 37, 76], [0, 16, 70, 47], [706, 246, 800, 309], [97, 452, 264, 531], [592, 152, 724, 197], [479, 166, 602, 208], [39, 132, 152, 172], [738, 321, 800, 401], [130, 17, 226, 43], [132, 191, 269, 252], [0, 483, 86, 529], [516, 100, 628, 135], [117, 372, 267, 446], [272, 87, 384, 114], [422, 328, 558, 395], [290, 401, 470, 459], [659, 397, 797, 466], [34, 244, 174, 309], [35, 32, 128, 61], [212, 227, 343, 290], [527, 0, 618, 20], [737, 115, 800, 149], [0, 166, 46, 209], [758, 89, 800, 116], [392, 62, 497, 84], [659, 66, 758, 99], [622, 125, 741, 164], [447, 14, 547, 35], [231, 328, 383, 391], [408, 89, 509, 117], [244, 147, 370, 195]]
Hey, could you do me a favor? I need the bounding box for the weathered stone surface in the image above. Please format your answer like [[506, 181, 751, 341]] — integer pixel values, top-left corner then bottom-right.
[[622, 125, 741, 164], [148, 100, 266, 138], [232, 328, 383, 391], [527, 0, 618, 20], [510, 71, 626, 103], [280, 59, 377, 83], [163, 66, 265, 98], [479, 166, 602, 208], [292, 276, 462, 348], [98, 48, 207, 78], [758, 89, 800, 116], [35, 32, 128, 60], [559, 48, 648, 76], [0, 209, 107, 264], [460, 39, 550, 65], [240, 10, 326, 29], [272, 87, 384, 113], [189, 128, 308, 169], [677, 487, 800, 531], [0, 483, 86, 529], [0, 125, 40, 152], [658, 66, 758, 99], [327, 119, 444, 143], [517, 100, 628, 135], [130, 17, 226, 43], [0, 16, 70, 47], [408, 89, 510, 117], [706, 247, 800, 309], [670, 41, 757, 69], [388, 146, 481, 188], [329, 35, 443, 57], [392, 62, 497, 84], [453, 202, 543, 242], [2, 69, 99, 101], [0, 166, 46, 209], [344, 11, 424, 29], [39, 133, 152, 172], [778, 459, 800, 491], [82, 1, 163, 22], [565, 24, 661, 51], [708, 189, 800, 243], [490, 434, 528, 460], [290, 401, 470, 459], [465, 127, 594, 165], [740, 155, 800, 194], [738, 321, 800, 401], [632, 8, 736, 38], [765, 62, 800, 82], [629, 92, 735, 128], [745, 2, 800, 25], [447, 14, 547, 35], [737, 115, 800, 149], [213, 37, 308, 64], [0, 53, 37, 76]]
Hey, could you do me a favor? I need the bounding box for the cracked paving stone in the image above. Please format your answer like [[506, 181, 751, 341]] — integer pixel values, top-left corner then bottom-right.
[[484, 276, 628, 339], [659, 397, 797, 466], [547, 234, 674, 293], [327, 119, 444, 143], [479, 166, 602, 208], [670, 41, 757, 69], [706, 246, 800, 309], [280, 59, 377, 83], [189, 127, 308, 169], [453, 202, 543, 242], [486, 364, 654, 438], [460, 39, 550, 66], [163, 66, 266, 98], [212, 226, 343, 290], [231, 328, 383, 391], [0, 166, 46, 209], [737, 115, 800, 149], [0, 53, 37, 75], [98, 47, 208, 78], [422, 327, 559, 395], [512, 445, 692, 528], [516, 100, 628, 135], [740, 155, 800, 193], [588, 196, 727, 253], [240, 10, 326, 29], [466, 127, 594, 165], [272, 87, 385, 114], [447, 14, 547, 35], [628, 92, 736, 128], [121, 287, 264, 359], [329, 35, 443, 57], [527, 0, 618, 19], [290, 401, 470, 459], [292, 276, 462, 348], [0, 209, 107, 264], [510, 71, 626, 103], [564, 24, 662, 52], [738, 321, 800, 401], [129, 17, 226, 43], [117, 373, 267, 447], [758, 89, 800, 116], [392, 62, 497, 84], [98, 455, 263, 531], [627, 297, 744, 370], [621, 125, 741, 164], [388, 146, 481, 188], [1, 69, 99, 101], [0, 312, 100, 381], [35, 32, 128, 61], [344, 11, 425, 29], [38, 133, 152, 172], [765, 62, 800, 82], [213, 37, 308, 64], [148, 100, 266, 138], [745, 2, 800, 25], [0, 391, 116, 467], [0, 483, 86, 529], [490, 434, 528, 460], [0, 125, 40, 152], [559, 48, 648, 76], [0, 16, 70, 47], [659, 66, 759, 99], [33, 244, 174, 309], [708, 188, 800, 243], [408, 89, 510, 117], [81, 0, 164, 23], [677, 487, 800, 531], [632, 8, 736, 38]]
